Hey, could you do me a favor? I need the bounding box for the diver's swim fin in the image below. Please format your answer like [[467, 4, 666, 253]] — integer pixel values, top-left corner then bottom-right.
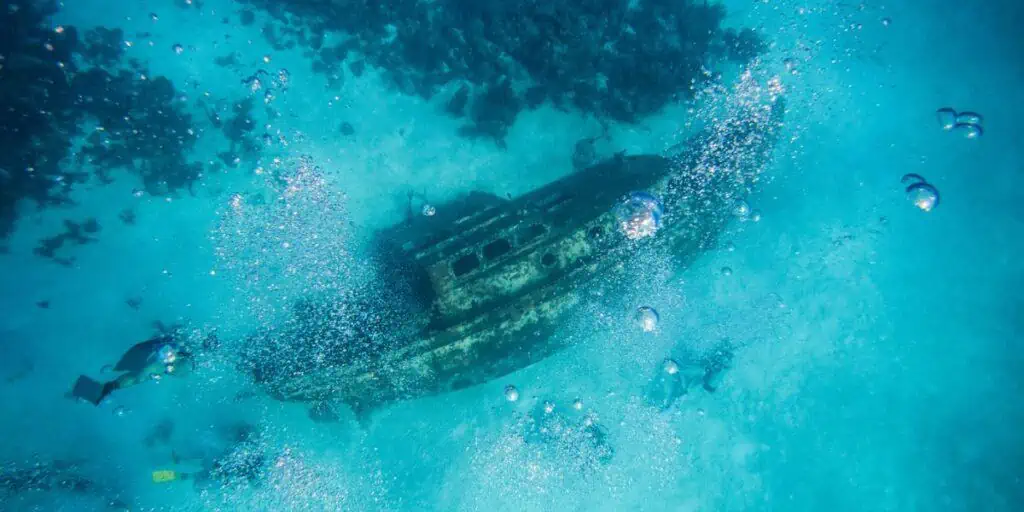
[[69, 376, 119, 405], [70, 376, 106, 405], [151, 469, 180, 483]]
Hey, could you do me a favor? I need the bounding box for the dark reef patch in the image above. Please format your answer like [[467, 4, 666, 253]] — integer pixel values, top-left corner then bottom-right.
[[33, 218, 101, 266], [239, 9, 257, 26], [239, 0, 766, 145], [0, 1, 199, 240], [118, 208, 136, 225]]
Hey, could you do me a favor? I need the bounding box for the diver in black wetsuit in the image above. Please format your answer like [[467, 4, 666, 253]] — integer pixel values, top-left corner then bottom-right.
[[152, 423, 268, 489], [68, 331, 218, 405]]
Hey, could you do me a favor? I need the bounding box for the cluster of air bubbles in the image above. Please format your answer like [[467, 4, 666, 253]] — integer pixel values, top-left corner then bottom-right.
[[157, 344, 177, 365], [901, 173, 940, 212], [421, 204, 436, 217], [504, 384, 520, 402], [172, 43, 184, 55], [543, 401, 556, 414], [213, 155, 358, 316], [635, 306, 660, 333], [614, 191, 664, 240], [936, 107, 984, 139], [670, 64, 784, 221], [572, 399, 584, 411]]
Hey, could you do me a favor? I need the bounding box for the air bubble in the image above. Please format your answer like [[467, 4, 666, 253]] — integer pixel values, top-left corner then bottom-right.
[[935, 108, 957, 131], [954, 123, 982, 139], [504, 385, 520, 402], [900, 173, 927, 186], [732, 199, 751, 220], [635, 306, 659, 333], [422, 204, 436, 217], [955, 111, 983, 126], [663, 359, 680, 375], [614, 192, 663, 240], [906, 182, 940, 212], [172, 43, 184, 55]]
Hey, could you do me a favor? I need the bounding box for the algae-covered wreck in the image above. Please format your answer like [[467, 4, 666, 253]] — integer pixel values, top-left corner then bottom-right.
[[244, 95, 786, 415]]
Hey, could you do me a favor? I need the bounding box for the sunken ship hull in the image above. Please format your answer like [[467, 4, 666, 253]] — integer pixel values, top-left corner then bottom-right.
[[251, 96, 785, 412]]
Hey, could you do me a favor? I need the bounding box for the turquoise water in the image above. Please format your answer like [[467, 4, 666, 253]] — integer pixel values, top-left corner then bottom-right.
[[1, 0, 1022, 510]]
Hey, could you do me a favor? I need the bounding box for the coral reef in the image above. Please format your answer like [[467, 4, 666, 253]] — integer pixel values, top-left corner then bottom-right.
[[0, 1, 198, 240], [240, 0, 766, 144], [33, 218, 101, 266]]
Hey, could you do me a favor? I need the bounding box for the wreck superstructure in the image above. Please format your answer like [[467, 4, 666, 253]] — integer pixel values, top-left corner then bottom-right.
[[250, 96, 786, 412]]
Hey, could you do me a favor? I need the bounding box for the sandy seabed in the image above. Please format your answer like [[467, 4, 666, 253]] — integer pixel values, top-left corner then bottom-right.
[[1, 0, 1022, 510]]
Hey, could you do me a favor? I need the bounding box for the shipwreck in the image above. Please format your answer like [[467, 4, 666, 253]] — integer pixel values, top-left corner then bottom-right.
[[244, 94, 786, 416]]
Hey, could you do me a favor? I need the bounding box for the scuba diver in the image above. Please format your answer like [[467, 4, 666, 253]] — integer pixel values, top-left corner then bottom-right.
[[150, 422, 268, 490], [68, 331, 217, 406], [645, 342, 735, 411]]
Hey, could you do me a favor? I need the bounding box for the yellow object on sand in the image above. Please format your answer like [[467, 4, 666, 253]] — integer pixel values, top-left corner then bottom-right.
[[151, 469, 178, 483]]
